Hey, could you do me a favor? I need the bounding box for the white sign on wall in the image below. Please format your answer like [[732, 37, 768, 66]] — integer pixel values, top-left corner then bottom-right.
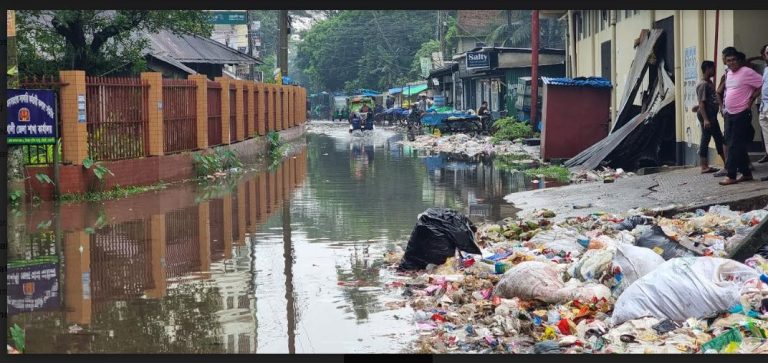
[[683, 46, 698, 111]]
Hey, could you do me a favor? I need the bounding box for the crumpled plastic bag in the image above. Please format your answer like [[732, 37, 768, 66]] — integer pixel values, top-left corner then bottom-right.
[[615, 215, 653, 231], [494, 261, 611, 304], [528, 227, 586, 256], [611, 243, 665, 297], [635, 225, 696, 260], [493, 261, 568, 303], [611, 257, 761, 325], [567, 248, 615, 282], [399, 208, 481, 270]]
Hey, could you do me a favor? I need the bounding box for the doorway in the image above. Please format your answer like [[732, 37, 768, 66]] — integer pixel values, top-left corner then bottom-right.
[[600, 40, 611, 81], [654, 16, 678, 166]]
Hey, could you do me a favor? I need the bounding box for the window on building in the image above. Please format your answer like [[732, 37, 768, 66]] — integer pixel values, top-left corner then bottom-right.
[[600, 10, 608, 31], [238, 295, 249, 309], [575, 12, 583, 40], [584, 11, 591, 37]]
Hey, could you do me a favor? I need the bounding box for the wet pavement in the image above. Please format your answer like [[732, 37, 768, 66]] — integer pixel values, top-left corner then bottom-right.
[[505, 164, 768, 222], [7, 123, 558, 353]]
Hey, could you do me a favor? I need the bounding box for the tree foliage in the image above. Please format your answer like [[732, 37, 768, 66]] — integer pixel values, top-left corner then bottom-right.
[[295, 10, 438, 93], [409, 39, 441, 79], [17, 10, 213, 76], [484, 10, 565, 49]]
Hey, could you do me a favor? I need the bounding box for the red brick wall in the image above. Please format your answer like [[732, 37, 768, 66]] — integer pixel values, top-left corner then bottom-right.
[[457, 10, 505, 36]]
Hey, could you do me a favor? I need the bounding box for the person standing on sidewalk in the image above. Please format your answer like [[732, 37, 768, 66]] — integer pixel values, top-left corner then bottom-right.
[[696, 61, 726, 174], [757, 44, 768, 165], [714, 47, 738, 177], [719, 51, 764, 186]]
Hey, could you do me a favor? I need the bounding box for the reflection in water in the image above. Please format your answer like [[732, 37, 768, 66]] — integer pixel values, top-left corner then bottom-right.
[[8, 129, 551, 353]]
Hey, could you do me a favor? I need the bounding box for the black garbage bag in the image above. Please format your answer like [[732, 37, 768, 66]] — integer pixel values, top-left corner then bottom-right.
[[398, 208, 481, 270], [636, 225, 697, 260], [615, 215, 653, 231], [757, 243, 768, 259]]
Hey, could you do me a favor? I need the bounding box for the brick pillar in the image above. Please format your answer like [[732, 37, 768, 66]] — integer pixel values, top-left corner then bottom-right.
[[287, 87, 294, 128], [237, 183, 246, 246], [274, 85, 282, 131], [266, 84, 274, 133], [141, 72, 164, 156], [248, 179, 258, 233], [247, 83, 256, 138], [64, 231, 91, 325], [257, 173, 267, 223], [146, 214, 167, 298], [256, 83, 266, 135], [198, 201, 211, 278], [235, 80, 245, 141], [59, 71, 89, 164], [189, 74, 209, 149], [281, 86, 289, 130], [215, 77, 231, 144], [292, 87, 298, 127], [301, 88, 309, 123], [222, 196, 233, 259]]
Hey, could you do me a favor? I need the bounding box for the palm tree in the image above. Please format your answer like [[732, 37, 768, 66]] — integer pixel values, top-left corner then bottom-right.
[[485, 10, 565, 49]]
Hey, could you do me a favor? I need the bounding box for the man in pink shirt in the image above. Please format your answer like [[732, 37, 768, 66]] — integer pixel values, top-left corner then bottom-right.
[[720, 51, 764, 186]]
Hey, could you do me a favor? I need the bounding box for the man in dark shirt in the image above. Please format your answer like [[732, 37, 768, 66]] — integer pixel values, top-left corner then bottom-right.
[[696, 61, 726, 174]]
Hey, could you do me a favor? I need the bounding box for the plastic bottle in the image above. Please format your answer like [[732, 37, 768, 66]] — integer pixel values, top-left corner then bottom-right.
[[547, 309, 561, 323]]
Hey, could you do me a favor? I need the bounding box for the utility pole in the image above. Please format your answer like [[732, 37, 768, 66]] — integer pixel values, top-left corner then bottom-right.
[[278, 10, 289, 80], [246, 11, 254, 80], [530, 10, 540, 128]]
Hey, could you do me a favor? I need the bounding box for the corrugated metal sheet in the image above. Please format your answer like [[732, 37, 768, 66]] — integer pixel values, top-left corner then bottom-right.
[[542, 77, 613, 89], [147, 30, 262, 65]]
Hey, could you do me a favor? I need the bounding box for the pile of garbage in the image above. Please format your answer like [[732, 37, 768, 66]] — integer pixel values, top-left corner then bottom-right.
[[386, 206, 768, 353], [570, 167, 635, 184], [399, 134, 540, 159]]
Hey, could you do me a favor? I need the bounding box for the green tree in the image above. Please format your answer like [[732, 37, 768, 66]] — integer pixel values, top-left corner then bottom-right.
[[17, 10, 213, 76], [409, 39, 441, 79], [484, 10, 565, 49], [295, 10, 438, 93]]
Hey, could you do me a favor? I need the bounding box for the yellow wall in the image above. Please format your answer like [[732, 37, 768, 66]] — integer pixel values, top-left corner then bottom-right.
[[572, 10, 766, 165]]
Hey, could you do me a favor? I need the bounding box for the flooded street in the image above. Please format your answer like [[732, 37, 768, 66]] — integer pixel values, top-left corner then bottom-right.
[[8, 125, 550, 353]]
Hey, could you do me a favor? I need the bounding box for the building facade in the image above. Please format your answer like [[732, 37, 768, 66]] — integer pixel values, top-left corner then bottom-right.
[[565, 10, 768, 166]]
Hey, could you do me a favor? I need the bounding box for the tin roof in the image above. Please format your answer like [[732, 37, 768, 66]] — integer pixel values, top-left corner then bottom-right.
[[542, 77, 613, 89], [147, 30, 262, 65]]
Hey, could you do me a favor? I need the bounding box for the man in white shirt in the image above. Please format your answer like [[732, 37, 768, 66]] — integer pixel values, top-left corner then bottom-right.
[[757, 44, 768, 165]]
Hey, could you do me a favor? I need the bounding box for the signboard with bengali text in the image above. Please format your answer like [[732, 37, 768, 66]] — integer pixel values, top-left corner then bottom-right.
[[7, 89, 58, 145]]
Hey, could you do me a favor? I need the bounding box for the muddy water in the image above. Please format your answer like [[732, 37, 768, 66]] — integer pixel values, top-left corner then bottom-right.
[[7, 126, 551, 353]]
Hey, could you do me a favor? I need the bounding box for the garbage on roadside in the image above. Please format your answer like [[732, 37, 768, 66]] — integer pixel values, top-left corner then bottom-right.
[[385, 204, 768, 353], [399, 208, 481, 271], [399, 134, 540, 159], [570, 167, 635, 184]]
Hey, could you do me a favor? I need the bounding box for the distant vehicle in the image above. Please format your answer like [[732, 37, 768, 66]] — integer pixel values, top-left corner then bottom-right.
[[333, 96, 349, 121], [349, 111, 374, 134]]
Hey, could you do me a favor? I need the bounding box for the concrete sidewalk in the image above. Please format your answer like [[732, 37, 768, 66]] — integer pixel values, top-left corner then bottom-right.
[[505, 164, 768, 221]]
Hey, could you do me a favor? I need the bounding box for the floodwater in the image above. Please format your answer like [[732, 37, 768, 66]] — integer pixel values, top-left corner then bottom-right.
[[7, 124, 553, 353]]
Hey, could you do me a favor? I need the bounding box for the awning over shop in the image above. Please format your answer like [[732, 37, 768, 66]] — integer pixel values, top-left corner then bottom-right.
[[388, 87, 403, 94], [401, 83, 428, 96]]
